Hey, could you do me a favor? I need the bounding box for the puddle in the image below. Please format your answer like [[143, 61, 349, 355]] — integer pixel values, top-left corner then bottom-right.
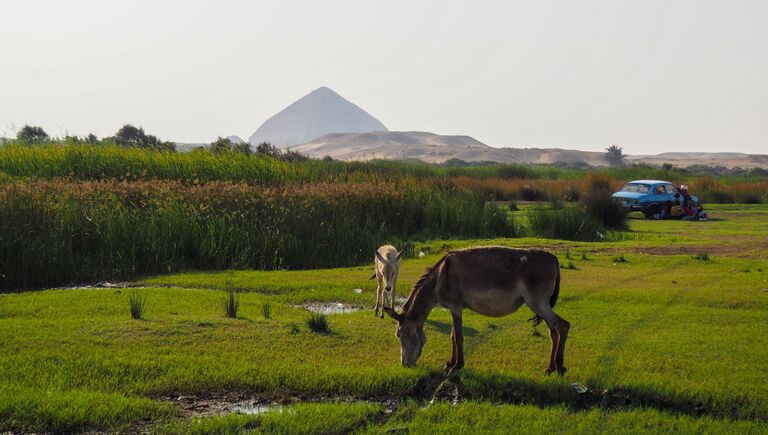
[[55, 281, 149, 291], [230, 404, 282, 415], [298, 302, 360, 314]]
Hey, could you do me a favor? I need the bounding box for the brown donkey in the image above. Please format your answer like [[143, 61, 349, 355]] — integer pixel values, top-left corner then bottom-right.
[[383, 247, 570, 375]]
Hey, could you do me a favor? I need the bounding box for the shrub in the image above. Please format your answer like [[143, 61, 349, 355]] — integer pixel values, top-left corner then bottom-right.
[[613, 254, 627, 263], [16, 125, 48, 144], [527, 204, 602, 241], [306, 312, 329, 334], [700, 189, 734, 204], [585, 172, 615, 192], [128, 291, 147, 319], [563, 186, 581, 202], [582, 188, 628, 230], [518, 185, 545, 201], [222, 286, 240, 318], [693, 252, 710, 261]]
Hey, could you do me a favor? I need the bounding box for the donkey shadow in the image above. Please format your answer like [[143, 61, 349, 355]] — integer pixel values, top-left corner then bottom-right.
[[426, 319, 479, 337]]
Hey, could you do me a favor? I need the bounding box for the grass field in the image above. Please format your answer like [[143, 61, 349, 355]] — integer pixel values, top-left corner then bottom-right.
[[1, 204, 766, 432]]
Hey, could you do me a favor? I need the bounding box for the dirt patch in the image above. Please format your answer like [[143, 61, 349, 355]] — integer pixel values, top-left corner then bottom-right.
[[159, 393, 288, 418], [630, 245, 745, 256]]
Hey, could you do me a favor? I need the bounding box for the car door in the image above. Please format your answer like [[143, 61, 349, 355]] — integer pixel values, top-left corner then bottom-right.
[[664, 183, 677, 202], [652, 184, 667, 203]]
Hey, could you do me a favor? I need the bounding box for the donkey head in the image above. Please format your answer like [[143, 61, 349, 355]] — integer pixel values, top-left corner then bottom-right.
[[383, 307, 426, 367]]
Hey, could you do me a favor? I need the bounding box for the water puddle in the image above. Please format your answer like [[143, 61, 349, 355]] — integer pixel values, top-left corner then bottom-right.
[[298, 302, 360, 314], [55, 281, 149, 290], [230, 404, 282, 415]]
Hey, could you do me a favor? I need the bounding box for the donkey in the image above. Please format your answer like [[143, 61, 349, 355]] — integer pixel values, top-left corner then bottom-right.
[[383, 246, 570, 375], [372, 245, 402, 318]]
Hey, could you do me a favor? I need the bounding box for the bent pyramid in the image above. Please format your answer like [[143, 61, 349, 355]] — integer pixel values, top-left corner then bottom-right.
[[248, 87, 388, 146]]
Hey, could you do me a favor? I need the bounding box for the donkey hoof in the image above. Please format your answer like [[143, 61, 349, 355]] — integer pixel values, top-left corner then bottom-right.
[[557, 366, 568, 376], [545, 367, 556, 375]]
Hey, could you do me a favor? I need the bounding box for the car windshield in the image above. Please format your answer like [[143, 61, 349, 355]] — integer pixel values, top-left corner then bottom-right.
[[621, 183, 651, 193]]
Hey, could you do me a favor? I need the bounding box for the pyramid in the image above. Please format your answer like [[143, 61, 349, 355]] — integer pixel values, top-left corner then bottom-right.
[[248, 87, 388, 146]]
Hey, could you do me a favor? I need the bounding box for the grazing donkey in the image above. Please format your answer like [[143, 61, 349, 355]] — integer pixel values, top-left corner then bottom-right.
[[384, 246, 570, 375], [373, 245, 402, 318]]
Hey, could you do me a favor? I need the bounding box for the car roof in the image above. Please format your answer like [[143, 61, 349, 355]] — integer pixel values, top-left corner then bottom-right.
[[626, 180, 672, 185]]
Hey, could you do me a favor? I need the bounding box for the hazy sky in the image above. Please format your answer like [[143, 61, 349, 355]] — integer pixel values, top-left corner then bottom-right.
[[2, 0, 766, 154]]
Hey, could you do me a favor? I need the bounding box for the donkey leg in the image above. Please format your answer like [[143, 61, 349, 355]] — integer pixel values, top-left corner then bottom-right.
[[553, 313, 570, 375], [529, 303, 563, 375], [374, 276, 382, 317], [446, 308, 465, 373], [390, 277, 397, 309], [446, 325, 458, 371]]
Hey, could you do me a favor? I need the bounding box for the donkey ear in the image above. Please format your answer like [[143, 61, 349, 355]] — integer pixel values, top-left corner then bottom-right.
[[395, 250, 403, 261], [383, 307, 402, 322], [375, 251, 387, 264]]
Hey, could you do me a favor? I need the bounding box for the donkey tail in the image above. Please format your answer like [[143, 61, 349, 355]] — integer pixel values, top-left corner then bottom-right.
[[528, 269, 560, 327]]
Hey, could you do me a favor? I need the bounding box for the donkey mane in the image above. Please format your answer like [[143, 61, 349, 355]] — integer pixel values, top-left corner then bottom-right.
[[401, 256, 445, 316]]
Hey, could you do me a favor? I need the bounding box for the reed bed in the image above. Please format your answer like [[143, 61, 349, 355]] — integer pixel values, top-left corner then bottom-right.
[[0, 179, 514, 291], [1, 143, 765, 202], [0, 143, 561, 184]]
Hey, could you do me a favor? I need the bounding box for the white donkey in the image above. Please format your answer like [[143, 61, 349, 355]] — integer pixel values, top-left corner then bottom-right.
[[372, 245, 402, 318]]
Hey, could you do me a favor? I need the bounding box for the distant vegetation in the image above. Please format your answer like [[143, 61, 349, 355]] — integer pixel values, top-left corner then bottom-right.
[[0, 140, 766, 290], [605, 144, 626, 166]]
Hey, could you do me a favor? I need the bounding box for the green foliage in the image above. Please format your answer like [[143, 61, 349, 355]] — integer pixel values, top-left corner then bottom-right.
[[16, 125, 48, 144], [222, 286, 240, 318], [562, 260, 578, 270], [128, 291, 147, 319], [0, 179, 512, 291], [605, 144, 626, 166], [527, 204, 603, 241], [108, 124, 175, 151], [210, 137, 252, 155], [582, 182, 628, 230], [613, 253, 627, 263], [262, 302, 271, 319], [693, 252, 710, 261], [306, 312, 330, 333], [518, 184, 545, 201]]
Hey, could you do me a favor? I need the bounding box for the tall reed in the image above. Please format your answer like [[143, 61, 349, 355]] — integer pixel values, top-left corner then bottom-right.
[[0, 179, 514, 291]]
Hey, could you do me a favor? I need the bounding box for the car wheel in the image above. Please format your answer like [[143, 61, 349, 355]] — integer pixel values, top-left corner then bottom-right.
[[644, 204, 661, 220]]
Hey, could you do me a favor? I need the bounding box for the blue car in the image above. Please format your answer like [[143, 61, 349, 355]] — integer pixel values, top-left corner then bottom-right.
[[612, 180, 698, 219]]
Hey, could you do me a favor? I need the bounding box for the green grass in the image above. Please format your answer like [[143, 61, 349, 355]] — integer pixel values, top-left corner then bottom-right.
[[158, 401, 768, 434], [1, 205, 767, 432]]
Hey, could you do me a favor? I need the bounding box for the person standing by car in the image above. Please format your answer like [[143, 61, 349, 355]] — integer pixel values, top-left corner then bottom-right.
[[679, 185, 695, 217]]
